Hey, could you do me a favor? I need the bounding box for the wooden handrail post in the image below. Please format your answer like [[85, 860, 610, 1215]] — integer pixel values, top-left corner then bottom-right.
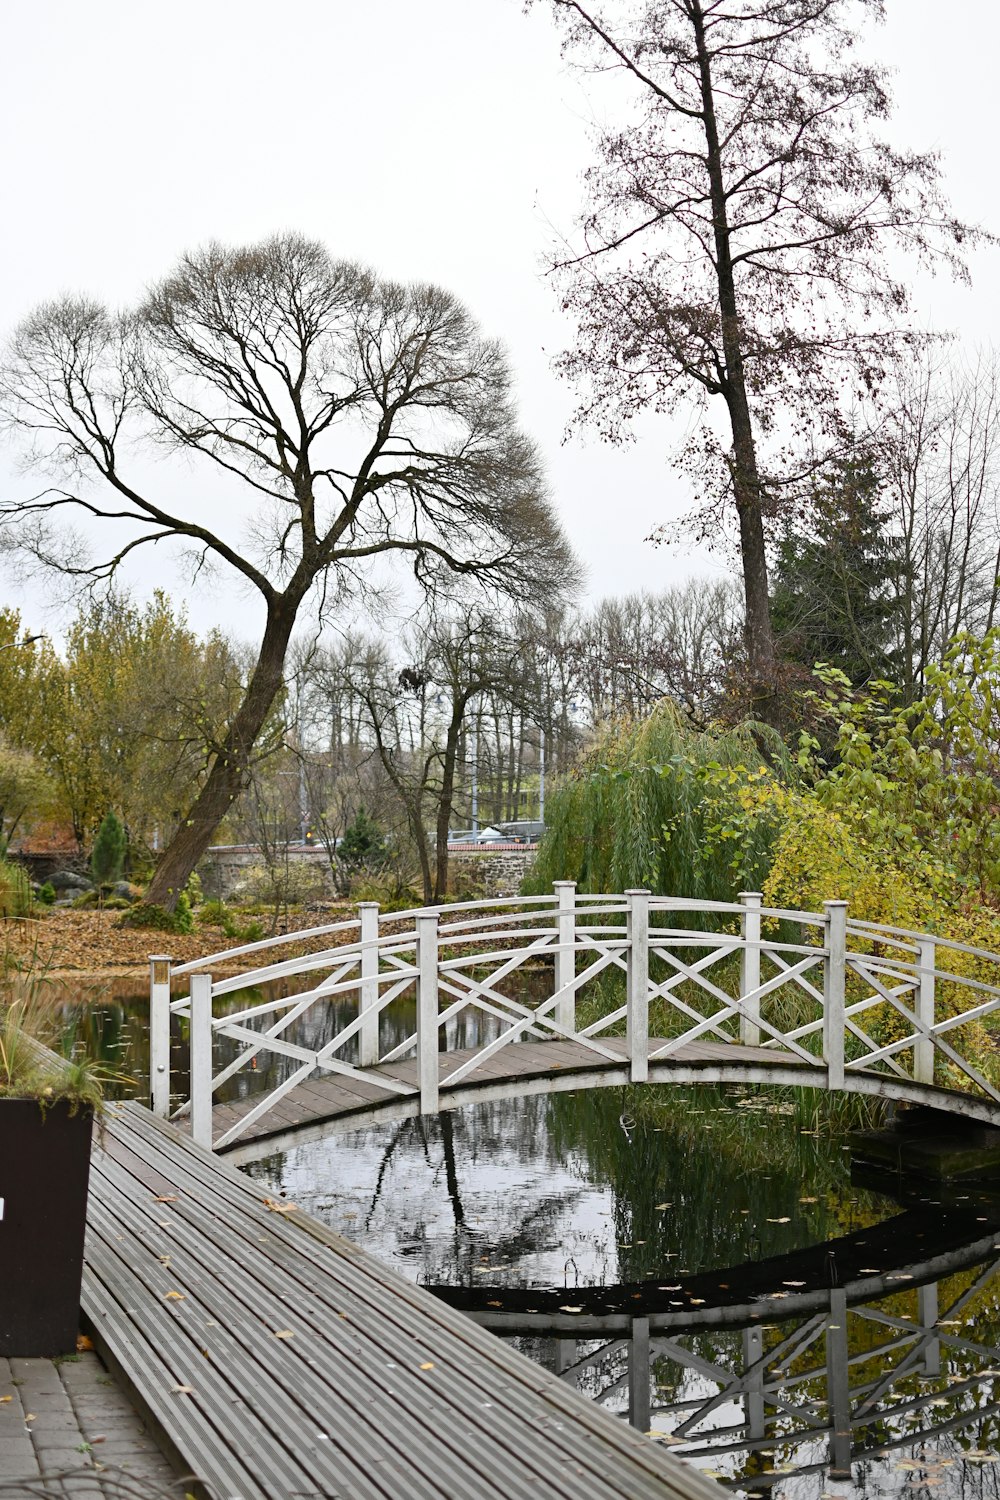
[[626, 889, 650, 1084], [553, 881, 577, 1033], [149, 955, 172, 1119], [416, 913, 440, 1115], [915, 936, 936, 1085], [739, 892, 763, 1047], [190, 972, 214, 1151], [823, 901, 848, 1092], [358, 902, 380, 1068]]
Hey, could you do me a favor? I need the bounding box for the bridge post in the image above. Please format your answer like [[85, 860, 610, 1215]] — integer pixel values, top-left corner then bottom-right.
[[626, 889, 650, 1083], [149, 955, 173, 1119], [826, 1287, 852, 1480], [553, 882, 577, 1034], [359, 902, 380, 1068], [190, 972, 214, 1151], [739, 892, 763, 1047], [416, 913, 440, 1115], [741, 1326, 765, 1446], [823, 901, 847, 1092], [919, 1282, 940, 1377], [628, 1316, 651, 1433], [915, 936, 936, 1085]]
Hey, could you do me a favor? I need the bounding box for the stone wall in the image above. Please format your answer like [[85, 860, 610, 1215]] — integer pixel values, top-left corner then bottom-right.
[[197, 845, 333, 902], [198, 842, 538, 903], [448, 847, 537, 899]]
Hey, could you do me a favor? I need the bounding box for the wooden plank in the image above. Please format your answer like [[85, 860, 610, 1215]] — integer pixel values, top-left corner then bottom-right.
[[109, 1107, 701, 1495], [83, 1105, 720, 1500], [90, 1169, 616, 1500]]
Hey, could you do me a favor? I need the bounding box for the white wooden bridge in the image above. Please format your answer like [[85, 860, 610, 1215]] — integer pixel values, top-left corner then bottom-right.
[[148, 887, 1000, 1161]]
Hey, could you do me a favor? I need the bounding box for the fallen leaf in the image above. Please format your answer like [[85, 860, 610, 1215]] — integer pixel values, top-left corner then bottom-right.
[[24, 1414, 35, 1422], [76, 1334, 93, 1352], [782, 1281, 806, 1288], [419, 1362, 434, 1371], [264, 1198, 299, 1214], [0, 1396, 11, 1404], [273, 1329, 295, 1339], [163, 1291, 186, 1301], [558, 1305, 583, 1314], [171, 1385, 195, 1396], [766, 1217, 791, 1224], [153, 1196, 179, 1204]]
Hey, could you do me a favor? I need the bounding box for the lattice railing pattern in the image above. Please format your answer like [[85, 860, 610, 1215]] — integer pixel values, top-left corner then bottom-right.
[[148, 886, 1000, 1149]]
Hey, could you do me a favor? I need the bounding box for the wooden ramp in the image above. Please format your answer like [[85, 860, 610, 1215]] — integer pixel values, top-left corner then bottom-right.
[[84, 1101, 721, 1500], [212, 1036, 822, 1156]]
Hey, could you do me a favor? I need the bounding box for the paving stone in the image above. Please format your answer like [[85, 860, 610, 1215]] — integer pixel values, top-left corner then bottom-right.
[[0, 1437, 36, 1461], [36, 1448, 89, 1471]]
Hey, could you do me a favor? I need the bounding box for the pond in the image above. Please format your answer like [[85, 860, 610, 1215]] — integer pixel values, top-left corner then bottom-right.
[[52, 981, 1000, 1496]]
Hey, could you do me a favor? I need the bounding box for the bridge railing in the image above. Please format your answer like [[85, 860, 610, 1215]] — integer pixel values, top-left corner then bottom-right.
[[148, 885, 1000, 1149]]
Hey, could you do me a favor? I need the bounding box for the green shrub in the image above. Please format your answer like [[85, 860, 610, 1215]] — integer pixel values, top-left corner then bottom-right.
[[350, 870, 423, 912], [338, 808, 388, 871], [119, 893, 194, 935], [199, 898, 264, 943], [37, 882, 56, 906], [91, 811, 127, 887]]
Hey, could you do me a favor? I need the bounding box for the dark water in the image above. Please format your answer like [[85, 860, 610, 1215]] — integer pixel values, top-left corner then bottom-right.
[[53, 983, 1000, 1496]]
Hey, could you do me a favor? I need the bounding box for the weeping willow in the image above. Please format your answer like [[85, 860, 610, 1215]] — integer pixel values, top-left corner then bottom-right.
[[526, 704, 788, 902]]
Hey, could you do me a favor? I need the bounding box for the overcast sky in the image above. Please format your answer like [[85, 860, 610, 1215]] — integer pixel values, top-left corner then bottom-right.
[[1, 0, 997, 642]]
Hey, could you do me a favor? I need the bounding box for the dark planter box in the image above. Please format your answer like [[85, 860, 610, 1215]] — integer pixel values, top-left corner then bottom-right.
[[0, 1098, 93, 1356]]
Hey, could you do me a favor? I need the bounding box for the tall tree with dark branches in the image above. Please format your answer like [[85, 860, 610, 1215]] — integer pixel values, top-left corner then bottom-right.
[[534, 0, 980, 725], [0, 234, 576, 907]]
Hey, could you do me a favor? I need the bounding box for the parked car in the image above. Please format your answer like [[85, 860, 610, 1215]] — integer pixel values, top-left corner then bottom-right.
[[495, 821, 546, 845], [447, 826, 510, 847]]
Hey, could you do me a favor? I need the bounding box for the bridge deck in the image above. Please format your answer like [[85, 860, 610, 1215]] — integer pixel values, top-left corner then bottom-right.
[[212, 1036, 821, 1152], [84, 1101, 720, 1500]]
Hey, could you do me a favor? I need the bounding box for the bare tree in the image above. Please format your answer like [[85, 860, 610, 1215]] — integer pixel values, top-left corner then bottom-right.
[[0, 234, 576, 907], [577, 580, 742, 721], [351, 607, 528, 902], [533, 0, 979, 726], [880, 351, 1000, 699]]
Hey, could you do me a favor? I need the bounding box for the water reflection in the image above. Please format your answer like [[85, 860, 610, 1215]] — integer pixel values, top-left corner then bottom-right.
[[245, 1087, 1000, 1496], [48, 987, 1000, 1493]]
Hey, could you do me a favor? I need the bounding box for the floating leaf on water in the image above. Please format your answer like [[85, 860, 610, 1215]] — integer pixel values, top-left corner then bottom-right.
[[558, 1305, 583, 1314], [782, 1281, 806, 1288], [767, 1217, 791, 1224]]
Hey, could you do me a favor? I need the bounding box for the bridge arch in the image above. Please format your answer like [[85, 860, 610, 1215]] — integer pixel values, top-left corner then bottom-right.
[[148, 889, 1000, 1157]]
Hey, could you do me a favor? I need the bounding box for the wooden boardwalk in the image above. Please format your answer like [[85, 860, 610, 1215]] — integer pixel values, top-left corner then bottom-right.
[[212, 1036, 822, 1157], [84, 1101, 722, 1500]]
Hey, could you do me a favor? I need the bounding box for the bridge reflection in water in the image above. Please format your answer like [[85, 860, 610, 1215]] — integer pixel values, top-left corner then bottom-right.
[[428, 1206, 1000, 1492]]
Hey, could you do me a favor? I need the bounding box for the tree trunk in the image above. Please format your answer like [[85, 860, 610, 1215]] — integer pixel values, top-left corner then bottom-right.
[[145, 597, 299, 910], [434, 696, 470, 901], [692, 2, 780, 729]]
